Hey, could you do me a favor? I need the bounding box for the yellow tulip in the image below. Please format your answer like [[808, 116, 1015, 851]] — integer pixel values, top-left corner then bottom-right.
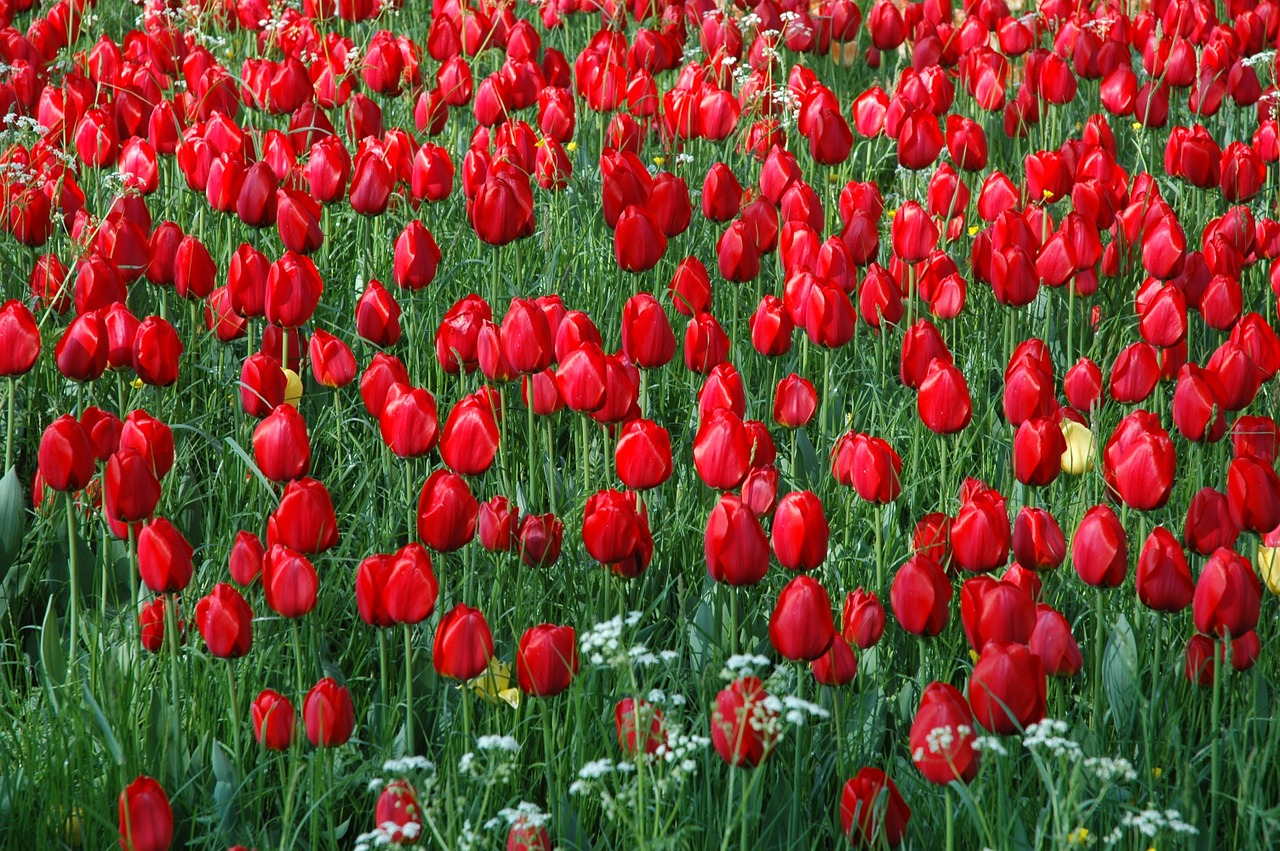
[[1257, 545, 1280, 595], [283, 368, 303, 408], [467, 658, 521, 709], [64, 807, 83, 847], [1060, 420, 1095, 475]]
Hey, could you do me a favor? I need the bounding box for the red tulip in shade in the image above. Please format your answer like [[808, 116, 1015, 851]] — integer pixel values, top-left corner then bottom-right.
[[891, 555, 952, 636], [811, 634, 858, 686], [1226, 456, 1280, 535], [1013, 417, 1066, 487], [304, 677, 355, 747], [615, 698, 666, 756], [516, 623, 578, 697], [1136, 528, 1194, 612], [268, 478, 339, 554], [118, 775, 173, 851], [433, 603, 494, 680], [959, 577, 1036, 653], [120, 411, 175, 480], [710, 676, 778, 767], [252, 688, 296, 750], [769, 575, 835, 661], [1071, 505, 1128, 588], [771, 490, 830, 571], [840, 767, 910, 848], [705, 494, 770, 587], [968, 642, 1047, 735], [1011, 507, 1066, 571], [910, 682, 980, 784], [194, 582, 253, 658], [0, 300, 40, 375], [842, 589, 885, 649], [262, 545, 319, 618], [38, 415, 95, 492], [1029, 604, 1084, 677], [518, 513, 565, 569], [1193, 548, 1262, 639], [1102, 411, 1177, 511], [615, 420, 673, 490], [229, 530, 265, 586], [253, 404, 310, 483], [137, 518, 194, 594], [1183, 488, 1238, 556], [138, 598, 173, 654], [478, 496, 519, 553], [832, 431, 902, 502], [917, 360, 972, 434], [417, 470, 479, 552], [55, 312, 109, 382]]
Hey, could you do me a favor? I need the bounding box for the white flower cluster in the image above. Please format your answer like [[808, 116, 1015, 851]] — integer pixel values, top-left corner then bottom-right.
[[1022, 719, 1083, 760], [579, 611, 643, 667], [1083, 756, 1137, 784], [483, 801, 550, 831], [477, 735, 521, 753], [627, 644, 680, 667], [382, 755, 435, 774], [1103, 808, 1198, 845], [779, 695, 830, 727], [354, 820, 422, 851], [1242, 50, 1277, 69], [645, 688, 687, 707], [720, 654, 773, 680], [972, 734, 1008, 757]]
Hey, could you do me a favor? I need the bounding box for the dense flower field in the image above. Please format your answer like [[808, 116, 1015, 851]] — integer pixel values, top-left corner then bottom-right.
[[1, 0, 1280, 846]]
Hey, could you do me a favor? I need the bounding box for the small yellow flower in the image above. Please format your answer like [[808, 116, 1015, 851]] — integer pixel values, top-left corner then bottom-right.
[[968, 225, 980, 236], [467, 658, 521, 709], [64, 808, 83, 847], [652, 155, 666, 166], [130, 377, 144, 390], [566, 141, 578, 152], [886, 208, 898, 218], [1131, 121, 1143, 131], [1042, 188, 1054, 199], [1073, 122, 1083, 131], [1068, 827, 1090, 844], [1257, 545, 1280, 595], [1060, 420, 1096, 475], [534, 138, 546, 148], [282, 368, 303, 408], [1152, 766, 1164, 780], [969, 649, 979, 664]]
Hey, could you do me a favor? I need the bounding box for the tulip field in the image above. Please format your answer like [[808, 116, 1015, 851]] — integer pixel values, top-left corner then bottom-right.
[[6, 0, 1280, 847]]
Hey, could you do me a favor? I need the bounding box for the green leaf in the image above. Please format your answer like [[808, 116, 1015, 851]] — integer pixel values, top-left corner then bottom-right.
[[1103, 613, 1139, 735], [0, 466, 24, 573], [83, 684, 125, 766], [40, 598, 65, 695], [794, 430, 821, 489], [210, 739, 238, 785], [224, 438, 280, 505]]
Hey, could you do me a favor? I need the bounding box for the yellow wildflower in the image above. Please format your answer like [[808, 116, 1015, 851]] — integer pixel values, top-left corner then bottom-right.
[[566, 141, 578, 152], [467, 658, 521, 709]]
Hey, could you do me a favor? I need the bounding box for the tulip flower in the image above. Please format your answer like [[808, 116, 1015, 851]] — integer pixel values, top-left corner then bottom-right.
[[268, 478, 339, 554], [771, 491, 830, 571], [252, 689, 295, 750], [194, 583, 253, 658], [960, 577, 1036, 652], [118, 775, 173, 851], [253, 405, 310, 482], [374, 780, 423, 845], [303, 678, 355, 747], [1029, 605, 1083, 677], [910, 682, 979, 784], [516, 623, 578, 697], [417, 470, 478, 552], [769, 575, 835, 661], [518, 512, 565, 569], [615, 420, 673, 490], [137, 518, 194, 594], [705, 494, 770, 587], [616, 698, 665, 756], [1193, 548, 1262, 638], [840, 768, 910, 848], [262, 545, 319, 618], [0, 300, 41, 376], [710, 676, 777, 767], [433, 603, 494, 680], [891, 554, 952, 636], [969, 642, 1047, 734]]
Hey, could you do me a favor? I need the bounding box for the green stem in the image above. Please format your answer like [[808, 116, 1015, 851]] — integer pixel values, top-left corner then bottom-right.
[[1209, 633, 1227, 845], [945, 783, 955, 851], [291, 620, 306, 698], [403, 623, 415, 754], [1093, 591, 1106, 732], [165, 591, 182, 775], [4, 376, 14, 472], [226, 662, 242, 759], [65, 493, 80, 665]]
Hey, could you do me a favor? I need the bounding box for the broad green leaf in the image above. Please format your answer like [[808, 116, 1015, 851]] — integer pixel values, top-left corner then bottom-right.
[[0, 466, 24, 573], [1103, 612, 1139, 735], [40, 598, 66, 693], [83, 684, 125, 766]]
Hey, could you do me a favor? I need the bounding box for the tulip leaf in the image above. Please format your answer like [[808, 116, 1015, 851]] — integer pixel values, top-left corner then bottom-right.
[[0, 466, 24, 573], [224, 438, 280, 505], [211, 739, 238, 785], [793, 430, 821, 489], [40, 597, 66, 694], [82, 684, 125, 766], [1102, 613, 1139, 735]]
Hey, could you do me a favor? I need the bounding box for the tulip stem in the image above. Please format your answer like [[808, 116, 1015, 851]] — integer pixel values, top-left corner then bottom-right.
[[403, 623, 415, 755], [226, 662, 242, 760], [4, 375, 14, 472], [64, 493, 80, 667], [526, 391, 538, 503], [379, 630, 390, 744], [291, 620, 306, 698], [945, 784, 955, 851], [127, 525, 140, 637], [165, 591, 183, 776], [1092, 591, 1106, 732], [1209, 633, 1226, 845]]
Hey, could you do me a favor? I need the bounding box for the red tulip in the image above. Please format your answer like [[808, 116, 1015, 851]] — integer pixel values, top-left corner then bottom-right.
[[262, 544, 318, 618], [374, 781, 422, 846], [1013, 417, 1066, 487], [393, 221, 441, 291], [356, 279, 403, 347], [1011, 507, 1066, 571], [1136, 527, 1193, 612], [1029, 604, 1083, 677], [951, 484, 1010, 573], [104, 448, 161, 524], [433, 603, 494, 680], [615, 698, 665, 756], [842, 588, 885, 649], [710, 676, 777, 767], [516, 623, 578, 697], [832, 431, 903, 503], [417, 470, 478, 552], [1102, 410, 1176, 511], [120, 411, 175, 479], [251, 689, 295, 750], [137, 517, 194, 594], [1184, 487, 1238, 556], [769, 575, 835, 661], [621, 293, 675, 369], [917, 360, 972, 434], [518, 512, 564, 569], [241, 353, 286, 418], [1226, 455, 1280, 534], [773, 374, 817, 428], [309, 329, 357, 388], [1071, 505, 1127, 588], [55, 311, 109, 382], [118, 775, 173, 851], [969, 642, 1047, 734], [38, 414, 95, 492], [253, 405, 310, 483], [268, 478, 339, 554], [0, 300, 40, 375], [194, 582, 253, 658], [229, 530, 265, 586], [910, 681, 979, 784], [811, 634, 858, 686], [840, 768, 910, 848], [705, 494, 769, 587], [891, 555, 952, 636], [132, 316, 183, 386], [304, 677, 355, 747], [615, 419, 673, 490], [1193, 548, 1262, 638], [771, 490, 829, 571]]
